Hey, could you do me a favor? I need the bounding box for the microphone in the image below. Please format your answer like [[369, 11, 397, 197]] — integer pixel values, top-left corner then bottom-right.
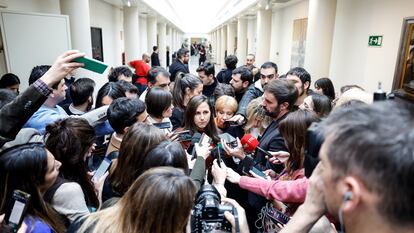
[[190, 132, 202, 159], [240, 134, 272, 157]]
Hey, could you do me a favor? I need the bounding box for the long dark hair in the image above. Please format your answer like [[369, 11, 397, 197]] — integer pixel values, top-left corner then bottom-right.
[[0, 143, 66, 233], [172, 73, 202, 110], [143, 141, 189, 175], [78, 167, 196, 233], [95, 82, 126, 108], [310, 93, 332, 118], [279, 110, 319, 176], [110, 123, 166, 196], [146, 87, 172, 119], [315, 77, 335, 100], [184, 95, 219, 142], [45, 118, 99, 208]]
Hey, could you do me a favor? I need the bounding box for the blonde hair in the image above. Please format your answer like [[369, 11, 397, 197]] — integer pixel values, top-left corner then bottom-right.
[[78, 167, 196, 233], [244, 97, 271, 134], [215, 95, 238, 113]]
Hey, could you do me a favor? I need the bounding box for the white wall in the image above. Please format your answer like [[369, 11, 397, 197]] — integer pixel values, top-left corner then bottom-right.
[[275, 0, 309, 74], [329, 0, 414, 93], [89, 0, 123, 67], [139, 16, 148, 55], [269, 10, 282, 65], [5, 0, 60, 14], [0, 0, 61, 78], [247, 18, 256, 55]]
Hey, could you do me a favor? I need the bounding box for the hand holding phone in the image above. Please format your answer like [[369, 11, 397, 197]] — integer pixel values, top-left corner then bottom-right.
[[153, 122, 172, 130], [92, 158, 111, 183], [199, 133, 212, 146], [5, 190, 30, 231], [268, 151, 290, 164], [249, 167, 267, 180], [174, 130, 192, 142]]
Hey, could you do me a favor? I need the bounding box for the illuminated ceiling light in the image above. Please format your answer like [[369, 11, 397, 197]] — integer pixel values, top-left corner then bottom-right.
[[265, 0, 270, 10], [127, 0, 131, 7]]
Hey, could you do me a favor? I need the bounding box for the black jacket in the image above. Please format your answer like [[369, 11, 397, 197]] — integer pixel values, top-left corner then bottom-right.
[[217, 68, 233, 84], [151, 52, 160, 67], [202, 78, 218, 97], [239, 113, 289, 173], [171, 108, 185, 130], [169, 60, 189, 82], [236, 80, 264, 118]]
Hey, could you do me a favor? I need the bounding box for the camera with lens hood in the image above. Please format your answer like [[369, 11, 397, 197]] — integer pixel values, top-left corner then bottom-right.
[[191, 185, 237, 233]]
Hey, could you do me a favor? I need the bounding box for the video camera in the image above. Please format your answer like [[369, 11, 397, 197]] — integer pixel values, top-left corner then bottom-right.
[[191, 185, 237, 233]]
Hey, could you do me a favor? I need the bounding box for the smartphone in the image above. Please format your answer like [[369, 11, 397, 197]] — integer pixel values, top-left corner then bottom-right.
[[199, 133, 211, 146], [5, 190, 30, 231], [218, 133, 237, 148], [223, 120, 239, 128], [175, 130, 192, 142], [216, 143, 223, 168], [267, 207, 290, 225], [73, 56, 108, 74], [153, 122, 172, 129], [250, 167, 267, 179], [92, 158, 111, 182]]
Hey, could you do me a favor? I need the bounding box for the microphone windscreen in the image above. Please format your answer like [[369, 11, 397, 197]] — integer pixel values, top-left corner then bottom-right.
[[240, 134, 259, 153]]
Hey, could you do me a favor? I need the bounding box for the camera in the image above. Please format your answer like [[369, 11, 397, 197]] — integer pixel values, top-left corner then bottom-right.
[[191, 185, 236, 233]]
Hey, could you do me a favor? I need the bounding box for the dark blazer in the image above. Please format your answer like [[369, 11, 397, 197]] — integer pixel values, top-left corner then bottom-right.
[[0, 85, 47, 147], [170, 108, 185, 131], [239, 112, 289, 173], [151, 52, 160, 67], [216, 68, 233, 84], [169, 60, 189, 82], [238, 113, 289, 226], [236, 82, 264, 118]]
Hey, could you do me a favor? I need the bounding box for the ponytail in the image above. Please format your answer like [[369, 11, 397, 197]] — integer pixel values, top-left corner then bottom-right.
[[172, 73, 202, 110]]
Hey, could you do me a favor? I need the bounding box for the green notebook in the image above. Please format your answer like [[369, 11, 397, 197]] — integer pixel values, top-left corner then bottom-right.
[[73, 56, 108, 74]]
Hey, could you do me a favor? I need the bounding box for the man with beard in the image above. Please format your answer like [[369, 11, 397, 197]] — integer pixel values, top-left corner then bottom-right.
[[230, 61, 279, 123], [169, 48, 190, 82], [281, 101, 414, 233], [229, 66, 253, 103], [62, 78, 95, 115], [286, 67, 311, 108], [224, 79, 298, 171], [235, 79, 297, 170], [223, 79, 298, 232]]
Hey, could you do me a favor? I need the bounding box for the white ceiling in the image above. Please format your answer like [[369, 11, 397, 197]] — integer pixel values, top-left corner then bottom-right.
[[101, 0, 295, 34]]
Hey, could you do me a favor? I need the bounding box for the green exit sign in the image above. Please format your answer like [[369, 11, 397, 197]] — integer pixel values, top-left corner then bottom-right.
[[368, 35, 383, 47]]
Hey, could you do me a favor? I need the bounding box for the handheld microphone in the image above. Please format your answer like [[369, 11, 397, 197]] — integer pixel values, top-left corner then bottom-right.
[[240, 134, 272, 157], [190, 132, 202, 159]]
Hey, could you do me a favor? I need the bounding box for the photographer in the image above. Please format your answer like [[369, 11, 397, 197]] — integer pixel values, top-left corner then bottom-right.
[[195, 160, 250, 233]]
